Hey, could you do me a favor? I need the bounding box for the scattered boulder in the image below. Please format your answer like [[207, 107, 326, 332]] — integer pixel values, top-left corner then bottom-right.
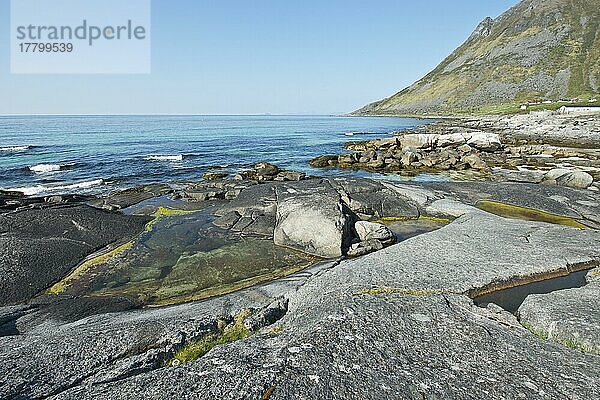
[[399, 134, 439, 149], [354, 221, 395, 245], [467, 132, 501, 152], [275, 171, 306, 181], [234, 163, 307, 182], [371, 138, 398, 149], [401, 150, 419, 166], [366, 159, 385, 170], [438, 133, 468, 147], [462, 154, 488, 170], [203, 172, 228, 181], [309, 155, 338, 168], [274, 185, 352, 258], [313, 130, 504, 176], [254, 162, 280, 178], [347, 239, 384, 257], [338, 154, 357, 164], [234, 170, 258, 180], [544, 169, 594, 189]]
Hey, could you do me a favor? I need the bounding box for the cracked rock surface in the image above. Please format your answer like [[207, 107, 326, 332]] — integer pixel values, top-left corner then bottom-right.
[[0, 206, 149, 306], [518, 279, 600, 355], [1, 178, 600, 399]]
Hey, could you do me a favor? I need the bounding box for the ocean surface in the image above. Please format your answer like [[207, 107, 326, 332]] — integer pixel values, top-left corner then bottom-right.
[[0, 115, 437, 196]]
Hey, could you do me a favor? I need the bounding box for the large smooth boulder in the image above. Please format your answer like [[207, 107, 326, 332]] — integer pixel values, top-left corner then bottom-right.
[[399, 134, 439, 149], [467, 132, 501, 151], [437, 133, 468, 147], [544, 169, 594, 189], [309, 155, 338, 167], [347, 238, 384, 257], [274, 184, 352, 258]]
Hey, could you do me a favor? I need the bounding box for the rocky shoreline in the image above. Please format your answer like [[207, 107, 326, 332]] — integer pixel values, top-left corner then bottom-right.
[[310, 112, 600, 191], [1, 115, 600, 398]]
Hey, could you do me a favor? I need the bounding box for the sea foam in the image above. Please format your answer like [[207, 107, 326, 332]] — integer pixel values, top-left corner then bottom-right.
[[0, 145, 32, 152], [5, 179, 105, 196], [144, 154, 186, 162], [28, 163, 76, 174]]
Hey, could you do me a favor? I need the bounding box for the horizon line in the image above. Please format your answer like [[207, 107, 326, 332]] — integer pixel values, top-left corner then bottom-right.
[[0, 113, 353, 117]]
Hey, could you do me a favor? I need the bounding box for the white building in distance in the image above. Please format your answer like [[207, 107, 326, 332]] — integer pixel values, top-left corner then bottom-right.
[[558, 106, 600, 115]]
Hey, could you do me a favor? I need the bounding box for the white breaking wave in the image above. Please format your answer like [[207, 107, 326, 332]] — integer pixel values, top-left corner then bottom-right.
[[0, 145, 31, 152], [28, 163, 76, 174], [144, 154, 185, 162], [5, 179, 105, 196]]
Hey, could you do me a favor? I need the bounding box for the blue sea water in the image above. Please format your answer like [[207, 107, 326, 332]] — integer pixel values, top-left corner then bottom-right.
[[0, 115, 436, 196]]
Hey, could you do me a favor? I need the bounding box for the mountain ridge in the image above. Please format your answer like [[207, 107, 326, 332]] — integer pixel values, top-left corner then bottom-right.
[[353, 0, 600, 116]]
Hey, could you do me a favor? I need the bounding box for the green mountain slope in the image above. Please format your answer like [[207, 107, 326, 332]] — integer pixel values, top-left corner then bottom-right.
[[353, 0, 600, 116]]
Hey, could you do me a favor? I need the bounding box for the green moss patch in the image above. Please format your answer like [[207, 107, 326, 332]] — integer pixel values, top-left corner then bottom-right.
[[144, 206, 197, 233], [172, 309, 253, 364], [49, 241, 134, 295], [374, 216, 451, 225], [354, 287, 455, 296], [477, 200, 587, 229], [521, 321, 596, 354]]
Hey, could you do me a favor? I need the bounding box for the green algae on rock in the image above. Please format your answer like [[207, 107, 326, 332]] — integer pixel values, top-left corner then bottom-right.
[[48, 241, 135, 295], [476, 200, 588, 228], [50, 209, 319, 306], [172, 309, 254, 364], [132, 239, 317, 306]]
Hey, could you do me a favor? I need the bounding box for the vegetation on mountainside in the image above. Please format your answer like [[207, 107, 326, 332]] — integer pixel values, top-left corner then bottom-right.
[[353, 0, 600, 116]]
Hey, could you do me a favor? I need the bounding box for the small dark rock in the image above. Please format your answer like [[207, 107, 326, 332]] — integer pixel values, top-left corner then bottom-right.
[[275, 171, 306, 181], [203, 172, 229, 181], [254, 162, 280, 176], [309, 155, 339, 168]]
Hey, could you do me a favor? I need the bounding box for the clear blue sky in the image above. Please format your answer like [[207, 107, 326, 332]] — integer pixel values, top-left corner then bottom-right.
[[0, 0, 519, 115]]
